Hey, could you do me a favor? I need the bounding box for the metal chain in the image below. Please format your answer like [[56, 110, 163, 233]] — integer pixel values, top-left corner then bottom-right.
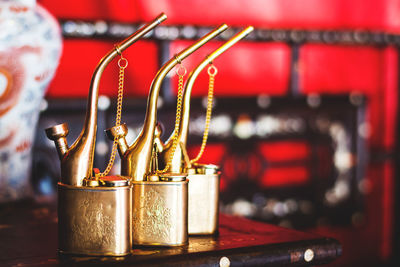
[[97, 55, 128, 178], [157, 63, 186, 174], [190, 64, 217, 164]]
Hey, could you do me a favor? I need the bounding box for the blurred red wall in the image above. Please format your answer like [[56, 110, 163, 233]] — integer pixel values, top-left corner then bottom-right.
[[38, 0, 400, 265]]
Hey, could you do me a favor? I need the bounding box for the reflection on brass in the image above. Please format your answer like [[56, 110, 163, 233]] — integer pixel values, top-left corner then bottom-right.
[[58, 181, 132, 256], [153, 122, 165, 154], [45, 13, 167, 186], [187, 164, 220, 235], [161, 26, 254, 173], [106, 24, 228, 181], [130, 249, 159, 256], [132, 179, 188, 246]]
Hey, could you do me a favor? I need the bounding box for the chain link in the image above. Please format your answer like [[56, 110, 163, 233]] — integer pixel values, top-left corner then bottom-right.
[[157, 63, 186, 174], [96, 55, 127, 178], [190, 64, 217, 164]]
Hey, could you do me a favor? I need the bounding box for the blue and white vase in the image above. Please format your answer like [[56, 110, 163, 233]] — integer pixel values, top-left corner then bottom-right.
[[0, 0, 62, 202]]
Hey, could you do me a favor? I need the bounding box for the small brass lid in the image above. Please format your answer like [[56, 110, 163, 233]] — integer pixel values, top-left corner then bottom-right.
[[100, 176, 130, 187], [192, 163, 220, 174], [45, 122, 69, 140], [159, 173, 187, 182], [186, 168, 197, 175], [147, 174, 160, 182], [82, 178, 100, 187]]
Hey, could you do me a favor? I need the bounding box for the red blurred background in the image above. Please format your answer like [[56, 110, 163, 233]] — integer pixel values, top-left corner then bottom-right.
[[35, 0, 400, 266]]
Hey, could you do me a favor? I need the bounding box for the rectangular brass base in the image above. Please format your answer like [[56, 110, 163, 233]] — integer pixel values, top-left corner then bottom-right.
[[188, 173, 220, 235], [58, 183, 132, 256], [132, 180, 188, 246]]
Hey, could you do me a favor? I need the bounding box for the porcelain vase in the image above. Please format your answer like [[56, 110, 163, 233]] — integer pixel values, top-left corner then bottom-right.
[[0, 0, 62, 202]]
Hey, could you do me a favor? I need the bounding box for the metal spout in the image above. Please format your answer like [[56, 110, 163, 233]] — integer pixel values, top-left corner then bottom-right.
[[45, 122, 69, 159], [161, 26, 254, 172], [45, 13, 167, 186], [107, 24, 228, 181], [105, 123, 129, 156]]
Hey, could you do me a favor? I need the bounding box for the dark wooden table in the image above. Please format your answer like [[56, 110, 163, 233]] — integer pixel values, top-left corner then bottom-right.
[[0, 200, 341, 266]]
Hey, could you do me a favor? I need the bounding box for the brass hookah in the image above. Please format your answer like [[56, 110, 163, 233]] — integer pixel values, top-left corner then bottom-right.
[[45, 14, 167, 256], [106, 24, 228, 246], [157, 26, 254, 235]]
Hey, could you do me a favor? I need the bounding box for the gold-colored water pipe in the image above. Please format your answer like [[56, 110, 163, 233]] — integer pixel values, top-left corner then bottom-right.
[[160, 26, 254, 173], [45, 13, 167, 186], [106, 24, 228, 181]]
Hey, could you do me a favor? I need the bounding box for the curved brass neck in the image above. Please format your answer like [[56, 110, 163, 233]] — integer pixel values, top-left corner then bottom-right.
[[163, 26, 254, 172], [46, 13, 167, 186], [121, 24, 228, 181], [141, 24, 228, 142], [84, 13, 168, 139]]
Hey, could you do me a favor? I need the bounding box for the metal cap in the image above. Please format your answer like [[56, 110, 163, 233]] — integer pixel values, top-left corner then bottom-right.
[[159, 173, 187, 182], [105, 123, 128, 139], [186, 168, 197, 175], [193, 163, 220, 174], [147, 174, 160, 182], [45, 122, 69, 140], [82, 178, 100, 187], [100, 176, 130, 187]]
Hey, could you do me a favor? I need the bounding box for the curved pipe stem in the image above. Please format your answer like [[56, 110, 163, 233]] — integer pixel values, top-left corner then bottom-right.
[[84, 13, 167, 139], [120, 24, 228, 181], [53, 13, 167, 186], [162, 26, 254, 172]]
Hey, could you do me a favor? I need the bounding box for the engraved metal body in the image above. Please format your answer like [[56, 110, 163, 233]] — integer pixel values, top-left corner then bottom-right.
[[187, 164, 220, 235], [58, 180, 132, 256], [132, 176, 188, 246]]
